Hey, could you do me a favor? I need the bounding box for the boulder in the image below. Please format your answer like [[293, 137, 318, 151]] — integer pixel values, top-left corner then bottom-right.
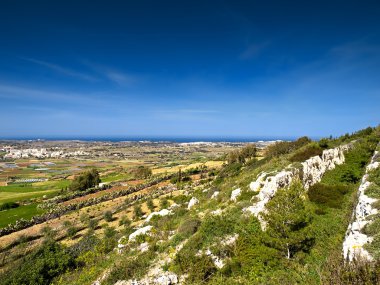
[[154, 272, 178, 285], [211, 191, 219, 199], [129, 226, 153, 241], [230, 188, 241, 202], [145, 209, 172, 222], [188, 197, 199, 210]]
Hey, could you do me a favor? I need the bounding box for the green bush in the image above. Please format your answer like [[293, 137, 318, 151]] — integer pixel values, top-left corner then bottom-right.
[[308, 183, 349, 208], [69, 168, 101, 192], [0, 202, 19, 211], [103, 211, 113, 222], [133, 205, 144, 220], [159, 198, 170, 209], [365, 183, 380, 199], [289, 144, 323, 162], [177, 217, 201, 238], [265, 136, 311, 158], [1, 242, 76, 285], [369, 168, 380, 185], [106, 250, 156, 282]]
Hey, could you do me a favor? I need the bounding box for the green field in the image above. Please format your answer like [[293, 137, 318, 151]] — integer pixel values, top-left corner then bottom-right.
[[0, 180, 71, 227], [0, 203, 44, 228]]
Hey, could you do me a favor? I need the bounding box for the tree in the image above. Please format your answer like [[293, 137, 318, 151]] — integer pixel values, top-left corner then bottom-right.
[[40, 226, 57, 243], [241, 144, 257, 160], [133, 205, 144, 220], [103, 211, 113, 222], [262, 181, 313, 259], [69, 168, 101, 191], [160, 198, 170, 210], [147, 199, 155, 212], [131, 166, 152, 179]]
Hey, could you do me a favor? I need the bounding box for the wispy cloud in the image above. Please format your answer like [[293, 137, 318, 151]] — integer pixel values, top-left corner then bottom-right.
[[22, 57, 97, 81], [0, 83, 105, 105], [82, 61, 140, 86], [239, 41, 270, 60], [104, 70, 139, 86]]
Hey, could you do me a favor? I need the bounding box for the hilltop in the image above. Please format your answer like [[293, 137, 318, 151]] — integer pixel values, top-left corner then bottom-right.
[[0, 127, 380, 285]]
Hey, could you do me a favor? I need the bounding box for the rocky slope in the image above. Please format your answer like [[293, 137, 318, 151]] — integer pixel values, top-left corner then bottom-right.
[[245, 143, 352, 227], [343, 149, 379, 261]]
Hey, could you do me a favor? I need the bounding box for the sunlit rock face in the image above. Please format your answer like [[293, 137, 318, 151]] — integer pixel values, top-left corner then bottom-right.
[[244, 169, 298, 219], [145, 209, 172, 222], [129, 225, 153, 241], [302, 144, 350, 189], [187, 197, 199, 209], [230, 188, 241, 202], [245, 144, 352, 228], [343, 151, 379, 262]]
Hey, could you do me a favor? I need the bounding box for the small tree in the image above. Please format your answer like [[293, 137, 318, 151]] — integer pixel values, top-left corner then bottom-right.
[[103, 211, 113, 222], [40, 226, 57, 243], [133, 205, 144, 220], [160, 198, 170, 210], [70, 168, 101, 191], [262, 181, 313, 259], [147, 199, 155, 212], [131, 166, 152, 179]]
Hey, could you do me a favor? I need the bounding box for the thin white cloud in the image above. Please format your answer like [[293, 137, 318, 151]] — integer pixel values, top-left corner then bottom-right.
[[104, 70, 138, 86], [0, 83, 106, 105], [239, 41, 270, 60], [81, 60, 140, 86], [22, 57, 97, 81]]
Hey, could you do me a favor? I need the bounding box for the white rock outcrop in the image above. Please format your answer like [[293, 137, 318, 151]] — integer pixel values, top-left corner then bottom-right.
[[343, 150, 379, 262], [211, 191, 219, 199], [230, 188, 241, 202], [154, 272, 178, 285], [145, 209, 172, 222], [188, 197, 199, 209], [302, 144, 350, 189], [129, 226, 153, 241], [245, 144, 352, 227], [244, 169, 298, 218]]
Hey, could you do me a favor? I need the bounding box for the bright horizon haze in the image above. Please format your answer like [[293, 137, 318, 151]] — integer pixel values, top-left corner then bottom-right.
[[0, 0, 379, 139]]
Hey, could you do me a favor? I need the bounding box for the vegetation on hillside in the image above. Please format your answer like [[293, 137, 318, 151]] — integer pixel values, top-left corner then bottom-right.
[[69, 169, 101, 192], [0, 126, 379, 285]]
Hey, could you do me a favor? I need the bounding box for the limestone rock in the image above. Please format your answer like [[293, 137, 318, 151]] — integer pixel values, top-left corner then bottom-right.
[[188, 197, 199, 209], [230, 188, 241, 202], [211, 191, 219, 199], [343, 149, 379, 262], [129, 226, 153, 241], [145, 209, 172, 222], [154, 272, 178, 285]]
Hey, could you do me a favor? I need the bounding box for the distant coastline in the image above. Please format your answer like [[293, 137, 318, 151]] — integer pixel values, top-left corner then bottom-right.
[[0, 136, 305, 143]]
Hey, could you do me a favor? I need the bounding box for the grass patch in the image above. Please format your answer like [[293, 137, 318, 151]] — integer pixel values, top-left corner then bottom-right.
[[0, 203, 44, 228], [308, 183, 349, 208]]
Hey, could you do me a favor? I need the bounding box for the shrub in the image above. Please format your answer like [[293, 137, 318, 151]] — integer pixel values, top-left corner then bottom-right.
[[159, 198, 170, 209], [147, 199, 155, 212], [133, 205, 144, 220], [265, 136, 311, 158], [289, 144, 323, 162], [308, 183, 349, 208], [103, 211, 113, 222], [177, 217, 201, 238], [106, 250, 156, 282], [365, 183, 380, 199], [1, 242, 76, 285], [369, 168, 380, 185], [0, 202, 19, 211], [130, 166, 152, 179], [69, 168, 101, 192]]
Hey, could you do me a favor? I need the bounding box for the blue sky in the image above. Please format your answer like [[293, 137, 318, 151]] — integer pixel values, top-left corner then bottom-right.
[[0, 0, 379, 139]]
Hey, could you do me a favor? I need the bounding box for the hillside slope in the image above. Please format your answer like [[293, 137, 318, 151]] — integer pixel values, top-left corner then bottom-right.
[[1, 127, 380, 285]]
